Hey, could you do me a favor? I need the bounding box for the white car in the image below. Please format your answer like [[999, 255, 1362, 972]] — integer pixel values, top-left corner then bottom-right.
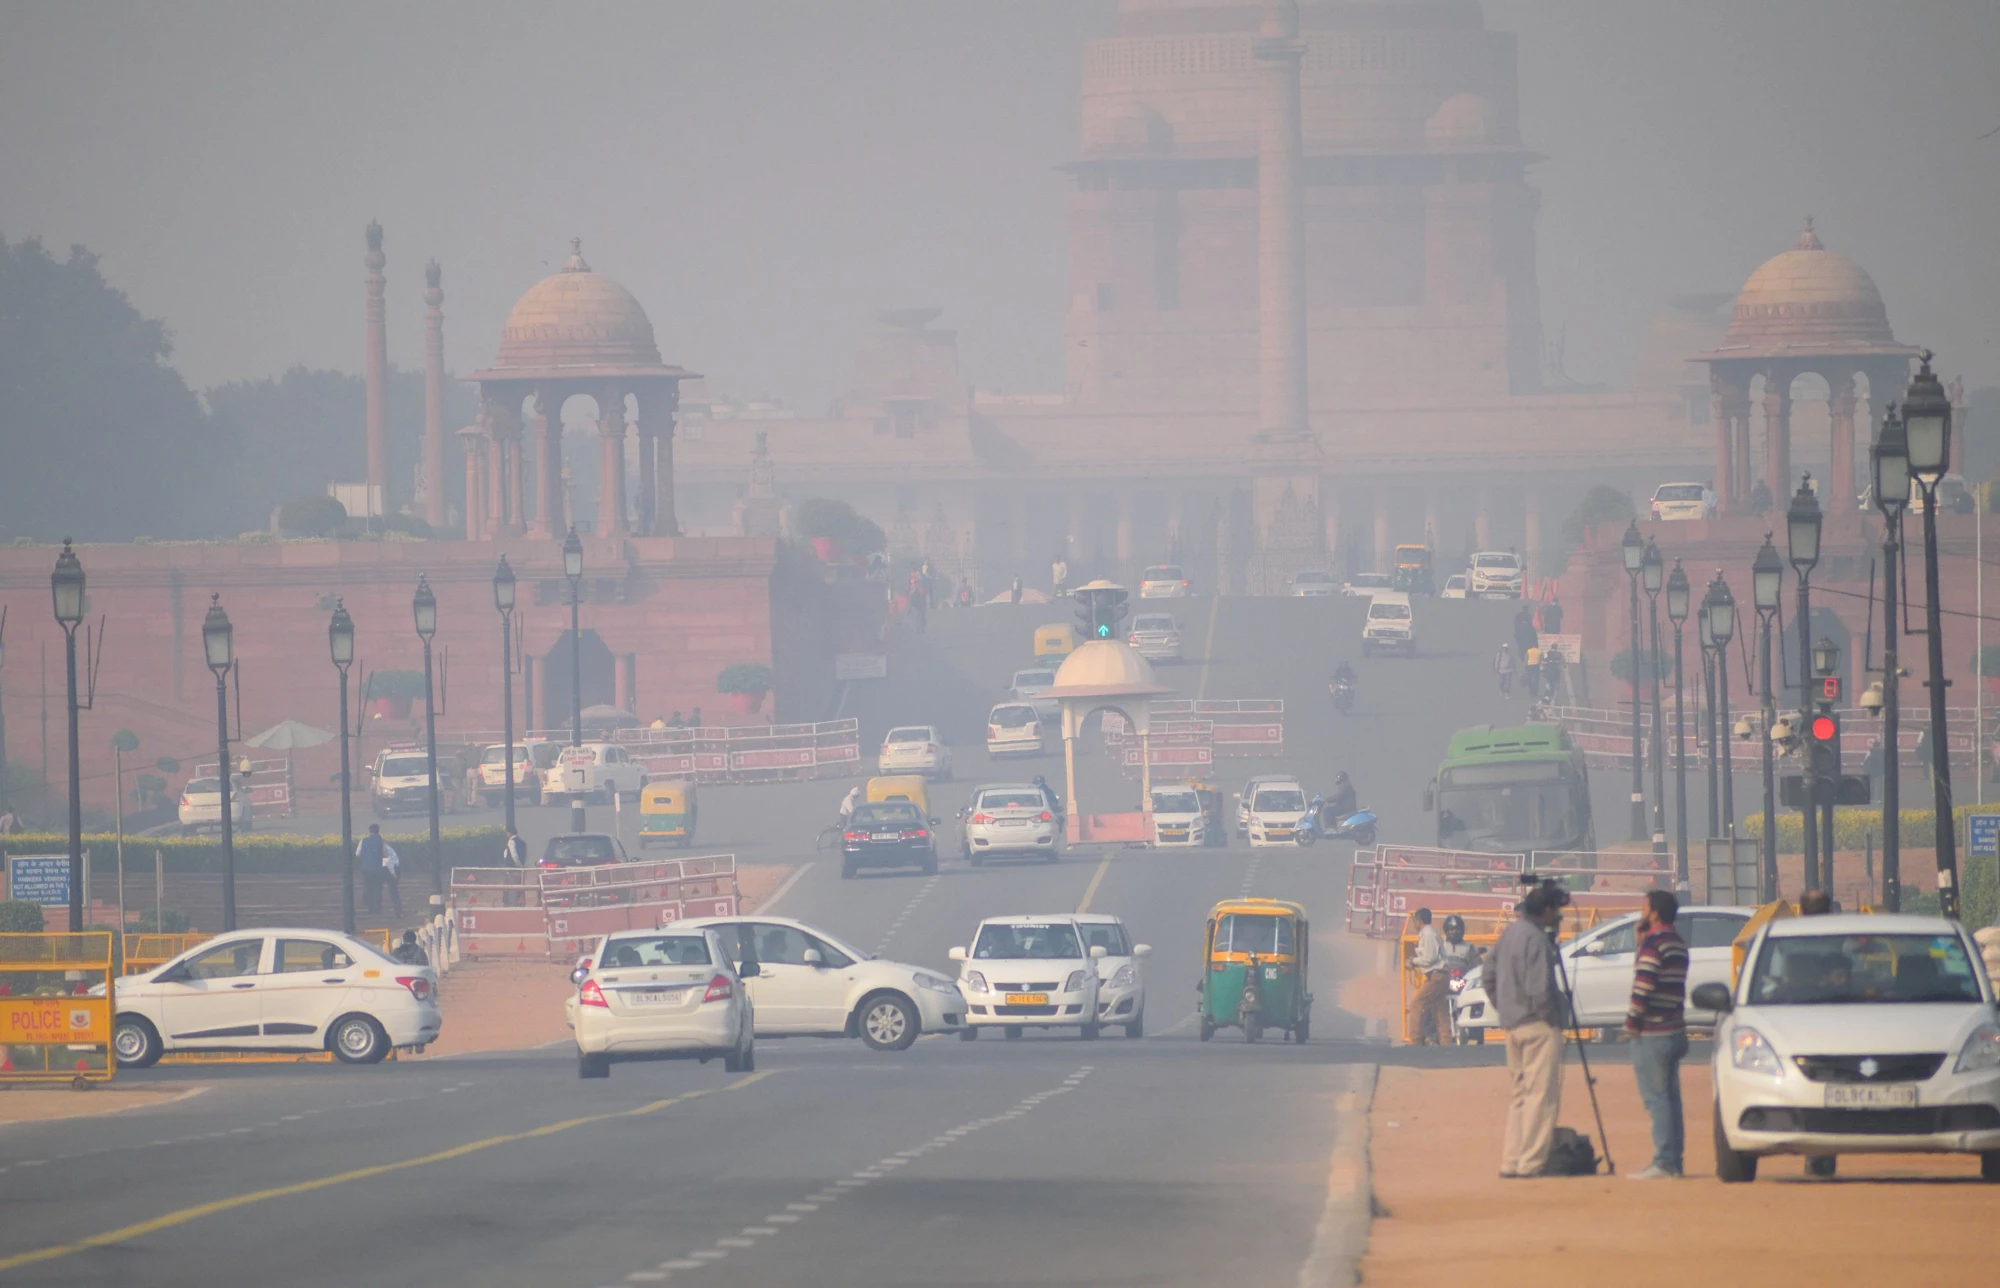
[[1361, 591, 1416, 657], [1234, 773, 1294, 838], [986, 703, 1044, 758], [369, 747, 451, 818], [1453, 905, 1754, 1039], [1441, 574, 1468, 600], [1150, 783, 1209, 847], [1127, 612, 1181, 663], [950, 916, 1107, 1039], [878, 725, 952, 779], [1077, 914, 1150, 1037], [1467, 551, 1524, 599], [1706, 914, 2000, 1183], [108, 929, 439, 1067], [1009, 669, 1060, 722], [677, 916, 964, 1050], [1342, 572, 1393, 598], [1138, 565, 1189, 598], [177, 775, 252, 834], [567, 927, 754, 1079], [546, 742, 646, 805], [1650, 481, 1708, 521], [476, 739, 560, 805], [1290, 569, 1340, 597], [1244, 779, 1310, 847], [960, 783, 1061, 864]]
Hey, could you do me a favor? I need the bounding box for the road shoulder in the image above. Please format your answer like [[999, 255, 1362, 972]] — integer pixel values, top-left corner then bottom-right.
[[0, 1085, 207, 1127]]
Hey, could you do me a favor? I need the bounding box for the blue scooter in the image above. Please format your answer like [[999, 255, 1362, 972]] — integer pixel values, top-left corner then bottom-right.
[[1296, 797, 1378, 848]]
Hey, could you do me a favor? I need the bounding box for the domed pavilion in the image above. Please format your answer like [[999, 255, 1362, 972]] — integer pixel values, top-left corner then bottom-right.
[[1694, 219, 1921, 516], [1048, 634, 1176, 842], [463, 241, 698, 540]]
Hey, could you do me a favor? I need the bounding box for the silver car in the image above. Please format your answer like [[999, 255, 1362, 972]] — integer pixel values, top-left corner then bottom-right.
[[1127, 613, 1181, 663], [960, 783, 1060, 865], [1009, 668, 1060, 722]]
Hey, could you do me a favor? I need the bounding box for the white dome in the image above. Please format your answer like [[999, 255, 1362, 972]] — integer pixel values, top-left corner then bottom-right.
[[1049, 641, 1171, 697]]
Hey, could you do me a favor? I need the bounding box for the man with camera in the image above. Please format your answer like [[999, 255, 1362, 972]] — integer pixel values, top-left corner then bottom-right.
[[1624, 889, 1690, 1179], [1491, 882, 1566, 1177]]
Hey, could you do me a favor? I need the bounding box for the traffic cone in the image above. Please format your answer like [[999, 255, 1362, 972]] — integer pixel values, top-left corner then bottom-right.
[[0, 1051, 14, 1072]]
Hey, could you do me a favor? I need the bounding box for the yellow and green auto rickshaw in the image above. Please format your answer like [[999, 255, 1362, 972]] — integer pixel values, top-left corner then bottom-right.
[[1198, 897, 1312, 1043], [1033, 623, 1077, 665], [638, 779, 698, 848]]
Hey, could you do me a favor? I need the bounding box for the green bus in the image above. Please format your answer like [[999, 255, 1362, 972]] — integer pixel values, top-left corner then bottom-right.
[[1422, 723, 1595, 855]]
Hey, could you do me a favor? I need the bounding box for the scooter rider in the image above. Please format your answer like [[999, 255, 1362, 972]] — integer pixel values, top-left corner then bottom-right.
[[1441, 914, 1482, 971], [1032, 774, 1064, 822], [1330, 659, 1357, 697], [1325, 770, 1358, 822]]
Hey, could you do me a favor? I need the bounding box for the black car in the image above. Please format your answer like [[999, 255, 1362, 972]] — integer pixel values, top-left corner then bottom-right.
[[539, 833, 630, 868], [841, 802, 938, 878]]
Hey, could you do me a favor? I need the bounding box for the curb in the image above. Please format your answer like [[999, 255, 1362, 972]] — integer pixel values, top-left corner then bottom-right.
[[1297, 1062, 1379, 1288]]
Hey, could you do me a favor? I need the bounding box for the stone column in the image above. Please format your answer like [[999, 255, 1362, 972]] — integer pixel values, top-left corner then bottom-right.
[[1069, 491, 1088, 571], [532, 387, 562, 538], [1732, 410, 1753, 510], [1254, 0, 1308, 442], [597, 387, 628, 538], [1423, 489, 1443, 548], [459, 423, 488, 541], [487, 435, 507, 537], [1321, 485, 1341, 573], [650, 384, 681, 537], [507, 436, 527, 533], [635, 424, 657, 536], [1372, 490, 1391, 573], [421, 260, 448, 529], [363, 222, 390, 514], [1711, 387, 1733, 509], [1763, 371, 1792, 498], [1827, 371, 1858, 516]]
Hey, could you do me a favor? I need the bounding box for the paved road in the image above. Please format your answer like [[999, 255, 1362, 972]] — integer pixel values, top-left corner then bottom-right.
[[4, 593, 1561, 1287]]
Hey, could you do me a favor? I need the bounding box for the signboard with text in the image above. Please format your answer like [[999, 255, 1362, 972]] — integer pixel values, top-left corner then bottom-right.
[[5, 856, 69, 908]]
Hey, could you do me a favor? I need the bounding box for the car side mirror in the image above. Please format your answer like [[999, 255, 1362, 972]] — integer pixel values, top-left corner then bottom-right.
[[739, 959, 762, 978], [947, 946, 968, 962], [1691, 982, 1733, 1014], [802, 948, 824, 967], [1134, 944, 1152, 957], [570, 965, 590, 985], [929, 818, 940, 827], [1089, 945, 1108, 960], [1421, 786, 1435, 813]]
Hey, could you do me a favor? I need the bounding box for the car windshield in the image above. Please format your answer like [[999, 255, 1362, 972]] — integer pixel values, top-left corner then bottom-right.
[[184, 778, 220, 795], [1213, 913, 1294, 956], [1013, 671, 1055, 689], [1446, 576, 1465, 587], [1473, 554, 1519, 570], [977, 791, 1045, 811], [990, 706, 1037, 727], [1747, 933, 1983, 1005], [1133, 615, 1175, 631], [599, 935, 713, 968], [1253, 788, 1306, 813], [853, 803, 923, 827], [1143, 567, 1182, 581], [482, 746, 528, 765], [1656, 484, 1704, 502], [973, 922, 1083, 960], [884, 728, 931, 745], [1152, 789, 1200, 813], [1078, 922, 1131, 956], [544, 835, 617, 863], [1369, 603, 1411, 620], [381, 756, 430, 777]]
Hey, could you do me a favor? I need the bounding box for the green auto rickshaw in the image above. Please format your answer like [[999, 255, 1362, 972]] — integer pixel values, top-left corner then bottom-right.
[[1198, 897, 1312, 1043]]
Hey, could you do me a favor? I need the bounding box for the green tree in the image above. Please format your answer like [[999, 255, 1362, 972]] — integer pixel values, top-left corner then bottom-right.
[[1560, 485, 1636, 549], [278, 494, 349, 537], [111, 728, 139, 754], [791, 497, 887, 556]]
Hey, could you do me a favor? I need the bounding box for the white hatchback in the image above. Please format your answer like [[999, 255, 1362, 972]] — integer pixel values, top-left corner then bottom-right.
[[950, 916, 1106, 1039], [1245, 780, 1310, 847], [1706, 914, 2000, 1183], [1138, 565, 1189, 598], [878, 725, 952, 779], [177, 775, 253, 834], [1076, 914, 1150, 1038], [567, 927, 754, 1079], [109, 929, 439, 1067], [986, 703, 1043, 758]]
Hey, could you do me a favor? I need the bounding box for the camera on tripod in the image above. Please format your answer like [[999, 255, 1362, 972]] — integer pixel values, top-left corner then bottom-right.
[[1517, 872, 1571, 914]]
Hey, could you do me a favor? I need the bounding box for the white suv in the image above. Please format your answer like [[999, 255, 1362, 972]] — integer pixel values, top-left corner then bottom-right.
[[1361, 591, 1415, 657], [1467, 551, 1524, 599], [1244, 779, 1310, 847], [950, 916, 1106, 1039]]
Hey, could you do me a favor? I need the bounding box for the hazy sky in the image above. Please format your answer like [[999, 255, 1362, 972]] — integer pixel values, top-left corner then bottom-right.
[[3, 1, 1995, 411]]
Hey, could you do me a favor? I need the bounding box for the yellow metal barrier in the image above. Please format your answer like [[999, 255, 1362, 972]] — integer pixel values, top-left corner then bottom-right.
[[0, 932, 115, 1085], [121, 933, 209, 978], [1395, 906, 1632, 1044]]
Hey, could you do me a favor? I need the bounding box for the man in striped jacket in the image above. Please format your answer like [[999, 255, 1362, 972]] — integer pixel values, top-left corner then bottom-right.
[[1624, 888, 1690, 1179]]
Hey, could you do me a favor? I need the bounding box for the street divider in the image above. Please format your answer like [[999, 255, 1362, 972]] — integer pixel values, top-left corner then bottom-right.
[[0, 932, 114, 1086], [453, 856, 741, 962]]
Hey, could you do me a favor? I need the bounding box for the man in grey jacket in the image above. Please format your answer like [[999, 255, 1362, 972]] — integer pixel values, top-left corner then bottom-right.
[[1490, 885, 1566, 1176]]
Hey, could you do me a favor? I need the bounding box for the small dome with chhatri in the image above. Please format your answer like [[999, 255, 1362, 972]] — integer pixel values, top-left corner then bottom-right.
[[1723, 218, 1895, 351], [493, 240, 661, 371]]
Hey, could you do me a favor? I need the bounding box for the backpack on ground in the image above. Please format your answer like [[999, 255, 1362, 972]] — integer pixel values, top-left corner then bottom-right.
[[1542, 1126, 1599, 1176]]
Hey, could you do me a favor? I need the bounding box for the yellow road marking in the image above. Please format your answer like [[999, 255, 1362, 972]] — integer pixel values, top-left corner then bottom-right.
[[0, 1070, 775, 1274], [1075, 852, 1114, 914], [1197, 593, 1221, 701]]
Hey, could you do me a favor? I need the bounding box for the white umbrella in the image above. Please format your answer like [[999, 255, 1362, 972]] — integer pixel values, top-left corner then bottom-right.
[[246, 718, 334, 750]]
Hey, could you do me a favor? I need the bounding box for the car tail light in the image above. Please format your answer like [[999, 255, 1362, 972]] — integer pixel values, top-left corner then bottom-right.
[[703, 974, 733, 1002], [539, 859, 559, 869], [578, 979, 609, 1008], [843, 830, 863, 842], [396, 975, 434, 1002], [972, 813, 992, 824], [1180, 579, 1187, 587], [1128, 633, 1140, 644], [988, 725, 1000, 739], [903, 829, 928, 839], [1039, 811, 1053, 822]]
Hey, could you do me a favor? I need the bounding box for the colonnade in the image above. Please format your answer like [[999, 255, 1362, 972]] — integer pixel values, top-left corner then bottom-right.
[[462, 381, 682, 542]]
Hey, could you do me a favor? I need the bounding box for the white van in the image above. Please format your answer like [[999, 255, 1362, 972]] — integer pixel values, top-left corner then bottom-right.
[[1149, 784, 1208, 847], [545, 742, 646, 805], [1362, 591, 1416, 657], [1244, 779, 1310, 848], [986, 703, 1043, 758]]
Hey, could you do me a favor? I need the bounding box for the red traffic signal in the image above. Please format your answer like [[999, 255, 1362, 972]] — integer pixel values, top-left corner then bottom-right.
[[1810, 714, 1837, 742]]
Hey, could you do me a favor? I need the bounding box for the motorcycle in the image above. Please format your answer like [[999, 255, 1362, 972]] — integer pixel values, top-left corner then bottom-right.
[[1295, 806, 1377, 848], [1329, 674, 1355, 714]]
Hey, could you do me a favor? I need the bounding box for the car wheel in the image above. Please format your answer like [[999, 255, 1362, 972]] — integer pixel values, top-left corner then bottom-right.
[[1805, 1155, 1837, 1178], [1244, 1017, 1263, 1044], [959, 1026, 979, 1042], [578, 1051, 611, 1079], [1295, 1017, 1311, 1043], [1982, 1152, 2000, 1182], [1199, 1017, 1215, 1042], [329, 1014, 389, 1065], [112, 1015, 162, 1069], [1713, 1101, 1756, 1183], [1125, 1012, 1143, 1039], [1004, 1025, 1023, 1040], [857, 992, 919, 1052], [969, 856, 984, 868], [1080, 1021, 1099, 1041]]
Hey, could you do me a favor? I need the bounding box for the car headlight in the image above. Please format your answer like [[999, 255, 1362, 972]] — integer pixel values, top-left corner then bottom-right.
[[913, 972, 958, 995], [1109, 964, 1136, 989], [1954, 1025, 2000, 1074], [963, 970, 989, 994], [1730, 1026, 1783, 1077], [1064, 970, 1087, 993]]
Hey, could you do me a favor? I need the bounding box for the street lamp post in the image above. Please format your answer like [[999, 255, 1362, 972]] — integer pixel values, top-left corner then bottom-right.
[[1752, 534, 1783, 901], [1812, 635, 1841, 893], [413, 576, 444, 904], [1622, 520, 1646, 841], [1786, 475, 1823, 897], [1708, 573, 1738, 838], [1642, 539, 1667, 867], [563, 526, 586, 834], [1699, 604, 1718, 838], [200, 595, 236, 931], [51, 540, 85, 932], [1666, 560, 1691, 885], [494, 556, 518, 837], [1872, 403, 1909, 911], [329, 600, 356, 936], [1903, 354, 1960, 917]]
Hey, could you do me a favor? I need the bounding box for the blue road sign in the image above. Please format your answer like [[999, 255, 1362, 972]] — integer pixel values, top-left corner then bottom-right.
[[6, 855, 70, 907], [1970, 814, 2000, 859]]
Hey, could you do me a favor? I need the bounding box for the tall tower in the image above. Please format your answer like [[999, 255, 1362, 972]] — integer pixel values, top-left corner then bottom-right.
[[422, 258, 448, 528], [1255, 0, 1308, 442], [362, 221, 390, 515]]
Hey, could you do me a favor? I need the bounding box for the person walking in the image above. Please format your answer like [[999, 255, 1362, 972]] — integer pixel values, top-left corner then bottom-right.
[[1494, 643, 1516, 698], [910, 579, 928, 633], [1052, 556, 1069, 599], [1491, 884, 1565, 1178], [357, 824, 386, 914], [502, 826, 528, 868], [1010, 575, 1023, 606], [1406, 908, 1450, 1045], [1624, 889, 1690, 1179], [1914, 725, 1935, 787], [380, 838, 404, 917]]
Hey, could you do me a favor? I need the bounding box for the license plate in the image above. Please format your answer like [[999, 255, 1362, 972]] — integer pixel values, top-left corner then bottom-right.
[[1000, 819, 1027, 827], [1005, 993, 1048, 1006], [634, 989, 686, 1006], [1826, 1083, 1918, 1109], [871, 833, 899, 842]]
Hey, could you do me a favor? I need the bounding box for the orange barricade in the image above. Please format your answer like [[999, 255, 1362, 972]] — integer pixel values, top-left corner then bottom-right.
[[0, 932, 115, 1085]]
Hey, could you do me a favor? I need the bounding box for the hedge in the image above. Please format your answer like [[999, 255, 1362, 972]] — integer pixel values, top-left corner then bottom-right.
[[1739, 808, 2000, 927], [0, 827, 505, 875]]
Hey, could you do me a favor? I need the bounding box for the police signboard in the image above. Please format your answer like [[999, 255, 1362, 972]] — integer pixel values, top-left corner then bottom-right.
[[1970, 814, 2000, 858], [5, 856, 69, 907]]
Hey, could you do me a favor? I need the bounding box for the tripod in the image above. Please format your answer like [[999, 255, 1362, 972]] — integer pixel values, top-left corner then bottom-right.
[[1549, 921, 1617, 1176]]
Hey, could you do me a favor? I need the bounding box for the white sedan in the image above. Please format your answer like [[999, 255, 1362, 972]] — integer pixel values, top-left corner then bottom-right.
[[177, 775, 252, 834], [1706, 913, 2000, 1183], [675, 915, 964, 1050], [1077, 913, 1150, 1038], [951, 916, 1106, 1040], [109, 929, 439, 1067], [877, 725, 952, 780], [960, 783, 1061, 864], [568, 927, 754, 1079]]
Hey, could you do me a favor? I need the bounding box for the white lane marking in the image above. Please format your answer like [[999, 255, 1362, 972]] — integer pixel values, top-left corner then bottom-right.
[[741, 1227, 779, 1236], [766, 1214, 801, 1224], [688, 1250, 726, 1261], [754, 862, 813, 914], [785, 1202, 818, 1212], [1239, 853, 1262, 896], [871, 874, 939, 955], [715, 1238, 756, 1249], [659, 1261, 703, 1271]]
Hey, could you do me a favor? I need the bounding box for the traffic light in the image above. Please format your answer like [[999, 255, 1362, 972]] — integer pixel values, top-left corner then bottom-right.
[[1073, 580, 1128, 641], [1807, 710, 1841, 782]]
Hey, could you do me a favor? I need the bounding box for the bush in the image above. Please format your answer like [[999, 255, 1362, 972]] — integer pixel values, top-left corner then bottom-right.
[[279, 494, 349, 537], [1975, 646, 2000, 678], [0, 827, 503, 874], [792, 497, 886, 556], [363, 669, 427, 701], [127, 909, 193, 933], [111, 728, 140, 754], [155, 756, 181, 774], [717, 663, 775, 696], [0, 900, 47, 933]]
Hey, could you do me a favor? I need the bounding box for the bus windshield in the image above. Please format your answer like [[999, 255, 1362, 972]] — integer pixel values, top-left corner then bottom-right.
[[1436, 774, 1579, 852]]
